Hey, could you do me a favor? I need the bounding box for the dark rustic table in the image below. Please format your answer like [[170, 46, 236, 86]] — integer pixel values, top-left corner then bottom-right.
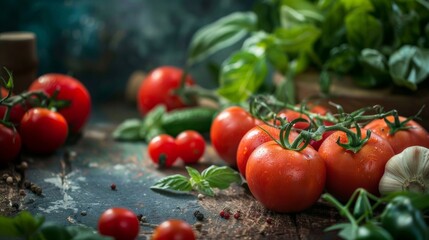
[[0, 101, 342, 240]]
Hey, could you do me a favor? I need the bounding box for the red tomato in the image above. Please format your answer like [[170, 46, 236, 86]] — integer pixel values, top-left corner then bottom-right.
[[236, 124, 299, 179], [246, 141, 326, 213], [148, 134, 178, 168], [152, 219, 195, 240], [277, 109, 310, 129], [0, 104, 27, 126], [175, 130, 205, 164], [318, 129, 395, 202], [20, 108, 68, 154], [98, 207, 140, 240], [364, 116, 429, 154], [137, 66, 194, 115], [0, 123, 21, 165], [28, 73, 91, 134], [1, 87, 8, 97], [210, 106, 261, 167]]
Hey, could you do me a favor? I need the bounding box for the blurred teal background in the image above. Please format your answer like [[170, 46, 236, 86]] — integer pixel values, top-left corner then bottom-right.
[[0, 0, 254, 102]]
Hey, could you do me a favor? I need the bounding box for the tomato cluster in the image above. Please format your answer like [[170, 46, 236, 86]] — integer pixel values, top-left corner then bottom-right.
[[0, 73, 91, 164], [210, 102, 429, 212], [148, 130, 206, 168]]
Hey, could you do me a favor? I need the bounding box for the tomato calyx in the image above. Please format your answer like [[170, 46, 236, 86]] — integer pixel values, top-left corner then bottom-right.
[[383, 108, 424, 135], [333, 124, 372, 154]]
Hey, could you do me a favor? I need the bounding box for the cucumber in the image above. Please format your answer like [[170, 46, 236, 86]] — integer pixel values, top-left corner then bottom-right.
[[161, 107, 218, 136]]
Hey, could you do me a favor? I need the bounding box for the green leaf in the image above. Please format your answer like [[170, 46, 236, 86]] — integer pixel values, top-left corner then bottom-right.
[[352, 190, 373, 219], [340, 0, 374, 13], [319, 69, 331, 95], [280, 0, 324, 28], [0, 215, 22, 237], [39, 222, 73, 240], [325, 223, 353, 232], [217, 50, 268, 102], [338, 223, 358, 240], [201, 165, 242, 189], [357, 48, 390, 87], [186, 166, 203, 182], [66, 226, 113, 240], [150, 174, 192, 192], [325, 44, 358, 74], [13, 211, 45, 238], [188, 12, 257, 65], [274, 24, 321, 53], [388, 45, 429, 90], [345, 11, 382, 50], [112, 119, 142, 141], [193, 180, 215, 197]]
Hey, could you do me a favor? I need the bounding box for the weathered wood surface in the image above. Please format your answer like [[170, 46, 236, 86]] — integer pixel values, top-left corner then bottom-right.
[[0, 102, 342, 240]]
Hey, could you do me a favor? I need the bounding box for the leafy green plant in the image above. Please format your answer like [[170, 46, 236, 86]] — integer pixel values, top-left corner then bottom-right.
[[186, 0, 429, 103]]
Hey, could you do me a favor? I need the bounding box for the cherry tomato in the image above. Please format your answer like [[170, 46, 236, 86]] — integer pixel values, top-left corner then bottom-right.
[[364, 116, 429, 154], [148, 134, 178, 168], [0, 123, 21, 165], [175, 130, 205, 164], [277, 109, 310, 129], [0, 87, 8, 97], [152, 219, 196, 240], [210, 106, 261, 167], [246, 141, 326, 213], [236, 124, 299, 179], [318, 129, 395, 202], [137, 66, 195, 115], [98, 207, 140, 240], [20, 108, 68, 154], [0, 104, 27, 127], [28, 73, 91, 134]]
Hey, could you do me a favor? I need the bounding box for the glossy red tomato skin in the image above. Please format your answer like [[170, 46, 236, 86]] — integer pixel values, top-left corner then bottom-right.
[[0, 104, 27, 126], [28, 73, 91, 134], [364, 116, 429, 154], [246, 141, 326, 213], [98, 207, 140, 240], [0, 123, 21, 165], [137, 66, 194, 115], [152, 219, 196, 240], [236, 124, 299, 179], [148, 134, 178, 168], [20, 108, 68, 155], [318, 129, 395, 202], [210, 106, 261, 167], [277, 109, 310, 129], [175, 130, 206, 164]]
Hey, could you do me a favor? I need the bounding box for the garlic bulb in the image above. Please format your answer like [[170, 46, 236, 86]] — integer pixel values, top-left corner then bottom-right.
[[379, 146, 429, 195]]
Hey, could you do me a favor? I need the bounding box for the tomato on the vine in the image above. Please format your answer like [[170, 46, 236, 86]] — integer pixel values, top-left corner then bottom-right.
[[210, 106, 261, 167], [137, 66, 195, 115], [277, 109, 310, 129], [236, 124, 298, 178], [364, 116, 429, 154], [0, 123, 21, 165], [175, 130, 205, 164], [152, 219, 196, 240], [0, 87, 8, 97], [318, 129, 395, 202], [0, 104, 26, 126], [20, 108, 68, 154], [98, 207, 140, 240], [148, 134, 178, 168], [28, 73, 91, 134], [246, 141, 326, 213]]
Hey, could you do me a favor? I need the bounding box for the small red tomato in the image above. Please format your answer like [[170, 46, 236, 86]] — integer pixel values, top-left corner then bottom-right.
[[0, 123, 21, 165], [20, 108, 68, 154], [148, 134, 178, 168], [137, 66, 195, 115], [152, 219, 196, 240], [0, 87, 7, 97], [277, 109, 311, 130], [236, 124, 299, 179], [98, 207, 140, 240], [210, 106, 261, 166], [175, 130, 205, 164], [0, 104, 27, 127], [29, 73, 91, 134], [364, 116, 429, 154]]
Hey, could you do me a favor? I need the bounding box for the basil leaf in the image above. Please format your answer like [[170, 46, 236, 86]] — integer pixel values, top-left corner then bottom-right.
[[150, 174, 192, 192], [345, 11, 382, 50], [201, 165, 242, 189], [274, 24, 321, 53], [66, 226, 112, 240], [193, 180, 215, 197], [112, 119, 142, 141], [279, 0, 324, 28], [186, 166, 202, 182], [389, 45, 429, 90], [188, 12, 257, 65], [39, 222, 73, 240], [326, 44, 358, 74], [13, 211, 45, 237], [357, 48, 390, 87], [217, 50, 268, 102], [0, 215, 22, 237], [340, 0, 374, 12]]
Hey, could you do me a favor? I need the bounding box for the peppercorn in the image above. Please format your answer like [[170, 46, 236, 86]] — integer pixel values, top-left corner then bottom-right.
[[110, 183, 117, 190], [194, 210, 204, 221], [6, 176, 13, 185], [137, 214, 143, 222], [234, 211, 241, 220], [266, 217, 273, 225], [380, 195, 429, 240]]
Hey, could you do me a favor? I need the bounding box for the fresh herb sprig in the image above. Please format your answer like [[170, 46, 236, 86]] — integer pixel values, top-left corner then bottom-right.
[[150, 165, 242, 197]]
